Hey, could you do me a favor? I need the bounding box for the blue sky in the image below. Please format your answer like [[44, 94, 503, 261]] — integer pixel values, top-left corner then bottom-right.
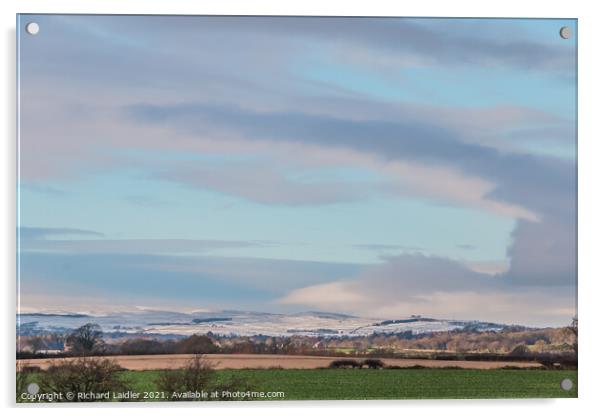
[[17, 15, 576, 326]]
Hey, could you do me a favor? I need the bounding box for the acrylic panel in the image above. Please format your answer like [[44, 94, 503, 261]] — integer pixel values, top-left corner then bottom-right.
[[16, 15, 577, 402]]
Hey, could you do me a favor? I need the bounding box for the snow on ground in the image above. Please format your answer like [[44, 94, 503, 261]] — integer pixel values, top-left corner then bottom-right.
[[17, 310, 504, 338]]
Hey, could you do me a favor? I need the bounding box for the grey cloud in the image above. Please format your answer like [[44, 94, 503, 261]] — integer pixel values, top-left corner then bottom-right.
[[20, 15, 302, 101], [265, 17, 572, 71], [129, 102, 576, 291], [355, 244, 424, 251], [57, 15, 574, 72], [159, 161, 378, 206], [19, 227, 105, 240], [504, 219, 576, 286], [20, 183, 68, 196], [360, 254, 496, 293], [19, 15, 576, 312], [20, 16, 574, 186], [128, 102, 575, 218], [125, 194, 170, 207], [19, 252, 272, 306], [19, 251, 364, 308], [280, 253, 576, 326], [21, 15, 575, 116], [20, 237, 273, 255]]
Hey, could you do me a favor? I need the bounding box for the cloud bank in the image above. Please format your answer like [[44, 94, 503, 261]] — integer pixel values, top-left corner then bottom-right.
[[17, 16, 577, 326]]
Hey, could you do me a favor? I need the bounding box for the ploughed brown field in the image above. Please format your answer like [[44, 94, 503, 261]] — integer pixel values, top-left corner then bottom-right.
[[17, 354, 543, 371]]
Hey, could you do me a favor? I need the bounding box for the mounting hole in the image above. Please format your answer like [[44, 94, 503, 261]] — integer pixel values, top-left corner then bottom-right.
[[560, 378, 573, 391], [27, 382, 39, 395], [26, 22, 40, 35], [559, 26, 571, 40]]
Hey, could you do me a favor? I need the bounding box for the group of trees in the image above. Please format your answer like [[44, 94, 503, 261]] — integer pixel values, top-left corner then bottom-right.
[[323, 326, 577, 355], [157, 355, 250, 401], [67, 323, 105, 355], [20, 326, 220, 358], [17, 357, 128, 403], [328, 359, 385, 369], [21, 319, 578, 359], [21, 323, 105, 356], [17, 319, 578, 402], [17, 354, 251, 402], [20, 332, 66, 354], [214, 326, 577, 356], [115, 334, 219, 355]]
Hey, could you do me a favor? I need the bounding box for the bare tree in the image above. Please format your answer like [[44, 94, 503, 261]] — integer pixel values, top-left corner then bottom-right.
[[157, 355, 215, 401], [67, 323, 104, 356], [16, 362, 28, 403], [567, 317, 578, 354], [157, 355, 251, 401], [38, 357, 130, 402], [175, 335, 218, 354], [29, 336, 46, 354]]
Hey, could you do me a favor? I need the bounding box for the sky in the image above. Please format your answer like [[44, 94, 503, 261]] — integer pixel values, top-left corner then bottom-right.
[[17, 15, 577, 326]]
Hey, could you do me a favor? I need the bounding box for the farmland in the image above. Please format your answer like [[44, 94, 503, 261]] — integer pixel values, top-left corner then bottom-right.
[[16, 319, 578, 402], [175, 368, 578, 400], [17, 353, 543, 371], [20, 368, 577, 401]]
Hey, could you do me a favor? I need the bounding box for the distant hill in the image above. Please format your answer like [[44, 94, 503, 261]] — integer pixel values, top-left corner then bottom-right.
[[20, 312, 90, 318], [16, 309, 533, 338]]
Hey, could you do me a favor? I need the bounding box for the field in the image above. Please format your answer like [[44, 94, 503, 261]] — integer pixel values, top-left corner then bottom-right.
[[18, 354, 576, 401], [18, 354, 543, 370], [124, 368, 577, 400], [20, 367, 577, 401]]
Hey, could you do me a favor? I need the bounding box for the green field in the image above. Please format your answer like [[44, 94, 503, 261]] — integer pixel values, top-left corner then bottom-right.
[[118, 368, 577, 400]]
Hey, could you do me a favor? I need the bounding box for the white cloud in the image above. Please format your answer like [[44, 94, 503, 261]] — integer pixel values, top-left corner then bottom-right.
[[279, 281, 366, 306], [277, 254, 575, 327]]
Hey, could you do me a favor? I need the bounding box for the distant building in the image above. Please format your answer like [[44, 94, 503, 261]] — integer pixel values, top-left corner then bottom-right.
[[37, 349, 63, 355]]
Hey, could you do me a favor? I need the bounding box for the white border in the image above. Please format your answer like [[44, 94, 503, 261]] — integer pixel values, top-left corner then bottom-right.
[[2, 1, 600, 415]]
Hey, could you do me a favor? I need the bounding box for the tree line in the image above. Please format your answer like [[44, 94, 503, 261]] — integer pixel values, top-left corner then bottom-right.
[[18, 320, 577, 361]]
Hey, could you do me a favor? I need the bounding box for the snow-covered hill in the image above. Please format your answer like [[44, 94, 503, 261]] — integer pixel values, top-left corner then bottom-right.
[[17, 309, 520, 338]]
